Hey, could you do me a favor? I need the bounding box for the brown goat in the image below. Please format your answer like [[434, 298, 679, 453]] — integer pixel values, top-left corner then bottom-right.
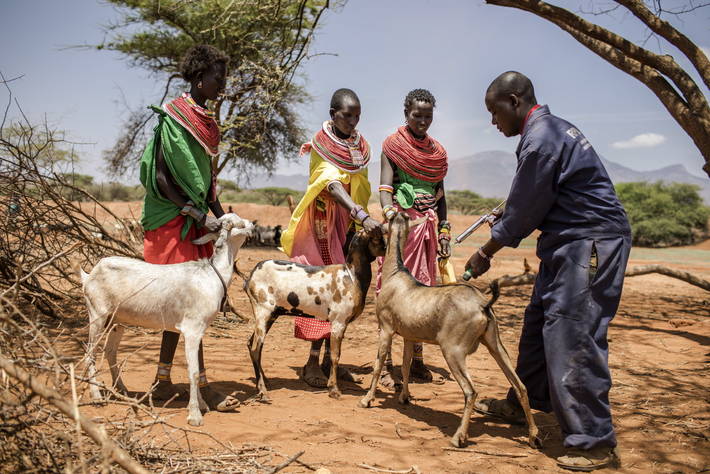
[[359, 213, 540, 448]]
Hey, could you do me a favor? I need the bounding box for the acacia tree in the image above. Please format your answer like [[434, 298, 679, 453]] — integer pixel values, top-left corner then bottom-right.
[[99, 0, 336, 178], [485, 0, 710, 178]]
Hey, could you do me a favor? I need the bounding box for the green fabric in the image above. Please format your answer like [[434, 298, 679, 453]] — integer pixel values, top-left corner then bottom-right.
[[394, 169, 436, 209], [140, 105, 213, 239]]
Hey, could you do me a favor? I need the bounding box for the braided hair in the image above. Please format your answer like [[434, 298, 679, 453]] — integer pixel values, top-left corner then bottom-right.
[[404, 89, 436, 111], [180, 44, 229, 83]]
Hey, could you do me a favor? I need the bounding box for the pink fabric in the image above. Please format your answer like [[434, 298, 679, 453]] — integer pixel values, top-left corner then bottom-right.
[[291, 189, 351, 340], [377, 206, 438, 292], [290, 192, 351, 267]]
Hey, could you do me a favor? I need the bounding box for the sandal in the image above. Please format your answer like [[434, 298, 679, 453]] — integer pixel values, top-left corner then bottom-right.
[[150, 380, 188, 401], [300, 362, 328, 388], [556, 447, 620, 471], [379, 367, 402, 391], [474, 398, 526, 425], [200, 385, 241, 412], [411, 362, 445, 385], [321, 360, 359, 383]]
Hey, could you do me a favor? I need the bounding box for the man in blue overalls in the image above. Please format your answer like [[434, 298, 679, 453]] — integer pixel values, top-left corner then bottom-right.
[[465, 71, 631, 471]]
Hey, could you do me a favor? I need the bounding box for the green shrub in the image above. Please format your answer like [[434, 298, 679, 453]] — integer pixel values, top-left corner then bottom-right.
[[616, 181, 709, 247], [447, 190, 501, 215], [222, 187, 303, 206]]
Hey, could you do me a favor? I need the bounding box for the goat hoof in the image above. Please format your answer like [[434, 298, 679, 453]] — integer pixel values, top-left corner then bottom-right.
[[329, 390, 342, 400], [187, 414, 204, 427], [451, 432, 466, 448], [398, 395, 410, 405], [530, 435, 543, 449], [359, 397, 373, 408]]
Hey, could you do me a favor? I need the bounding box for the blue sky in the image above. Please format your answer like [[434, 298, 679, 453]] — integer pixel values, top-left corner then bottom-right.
[[1, 0, 708, 183]]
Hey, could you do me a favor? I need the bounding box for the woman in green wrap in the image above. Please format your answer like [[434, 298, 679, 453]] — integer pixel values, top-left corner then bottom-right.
[[139, 44, 238, 411]]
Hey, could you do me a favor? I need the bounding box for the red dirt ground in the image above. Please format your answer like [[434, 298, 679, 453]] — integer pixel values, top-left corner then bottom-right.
[[64, 202, 709, 473]]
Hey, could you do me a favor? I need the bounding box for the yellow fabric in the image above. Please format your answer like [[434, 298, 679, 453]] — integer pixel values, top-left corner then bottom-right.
[[280, 150, 371, 257], [438, 257, 457, 284]]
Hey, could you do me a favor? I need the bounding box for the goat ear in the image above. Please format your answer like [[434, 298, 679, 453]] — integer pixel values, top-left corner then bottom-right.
[[192, 232, 218, 245]]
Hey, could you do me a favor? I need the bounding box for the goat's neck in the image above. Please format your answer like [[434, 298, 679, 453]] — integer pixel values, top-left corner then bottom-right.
[[210, 240, 237, 281], [346, 248, 373, 301], [381, 224, 407, 282]]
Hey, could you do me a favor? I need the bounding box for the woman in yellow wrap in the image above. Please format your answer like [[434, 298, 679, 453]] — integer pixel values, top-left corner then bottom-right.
[[281, 88, 382, 387]]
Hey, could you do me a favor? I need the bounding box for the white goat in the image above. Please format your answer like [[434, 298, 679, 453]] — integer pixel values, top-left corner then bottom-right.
[[359, 213, 540, 448], [81, 213, 252, 426], [244, 230, 385, 400]]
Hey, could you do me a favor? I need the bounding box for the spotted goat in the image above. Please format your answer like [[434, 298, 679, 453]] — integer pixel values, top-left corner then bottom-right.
[[244, 230, 385, 400]]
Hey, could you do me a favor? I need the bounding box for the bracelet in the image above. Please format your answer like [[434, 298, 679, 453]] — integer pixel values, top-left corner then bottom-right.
[[438, 233, 451, 241], [438, 227, 450, 234], [179, 200, 195, 216], [180, 202, 205, 222], [438, 220, 451, 232], [355, 209, 370, 224], [350, 205, 370, 224], [477, 247, 492, 261], [382, 204, 395, 221], [379, 185, 394, 194]]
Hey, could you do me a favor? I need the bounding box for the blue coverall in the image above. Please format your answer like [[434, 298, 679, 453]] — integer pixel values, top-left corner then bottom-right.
[[491, 105, 631, 450]]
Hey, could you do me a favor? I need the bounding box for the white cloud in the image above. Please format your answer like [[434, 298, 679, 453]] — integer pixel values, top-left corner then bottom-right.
[[611, 133, 667, 149]]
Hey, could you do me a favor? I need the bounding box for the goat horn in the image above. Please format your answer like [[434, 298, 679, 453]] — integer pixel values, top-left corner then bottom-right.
[[192, 232, 219, 245]]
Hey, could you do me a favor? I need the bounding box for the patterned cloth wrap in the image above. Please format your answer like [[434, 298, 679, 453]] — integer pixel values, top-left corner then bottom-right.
[[281, 121, 372, 341], [377, 126, 449, 289]]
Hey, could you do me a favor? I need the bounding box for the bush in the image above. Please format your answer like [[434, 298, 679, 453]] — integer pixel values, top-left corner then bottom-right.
[[447, 190, 501, 215], [616, 181, 710, 247], [221, 187, 303, 206]]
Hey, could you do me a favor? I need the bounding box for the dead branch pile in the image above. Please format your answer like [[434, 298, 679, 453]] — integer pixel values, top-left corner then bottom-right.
[[0, 296, 312, 472], [0, 119, 142, 320], [0, 85, 311, 472]]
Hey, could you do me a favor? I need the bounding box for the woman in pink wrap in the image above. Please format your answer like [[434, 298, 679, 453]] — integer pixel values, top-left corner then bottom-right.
[[378, 89, 450, 387], [281, 88, 382, 387]]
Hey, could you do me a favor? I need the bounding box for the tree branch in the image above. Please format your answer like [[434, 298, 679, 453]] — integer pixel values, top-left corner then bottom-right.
[[616, 0, 710, 90], [0, 354, 150, 474], [485, 0, 710, 177]]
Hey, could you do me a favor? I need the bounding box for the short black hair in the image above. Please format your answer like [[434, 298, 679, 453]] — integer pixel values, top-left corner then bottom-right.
[[180, 44, 229, 83], [487, 71, 536, 104], [404, 89, 436, 110], [330, 88, 360, 110]]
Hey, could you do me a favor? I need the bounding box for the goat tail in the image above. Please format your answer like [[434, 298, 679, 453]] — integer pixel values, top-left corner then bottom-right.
[[233, 259, 249, 282], [484, 280, 500, 312], [73, 260, 89, 284]]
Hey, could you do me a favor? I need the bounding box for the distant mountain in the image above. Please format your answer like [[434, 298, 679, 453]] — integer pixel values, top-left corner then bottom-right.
[[440, 151, 710, 203], [242, 151, 710, 203]]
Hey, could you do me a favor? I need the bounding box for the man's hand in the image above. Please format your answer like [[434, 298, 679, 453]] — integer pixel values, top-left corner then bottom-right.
[[200, 215, 222, 233], [362, 216, 383, 236], [487, 208, 503, 228], [438, 238, 451, 258], [465, 251, 491, 279]]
